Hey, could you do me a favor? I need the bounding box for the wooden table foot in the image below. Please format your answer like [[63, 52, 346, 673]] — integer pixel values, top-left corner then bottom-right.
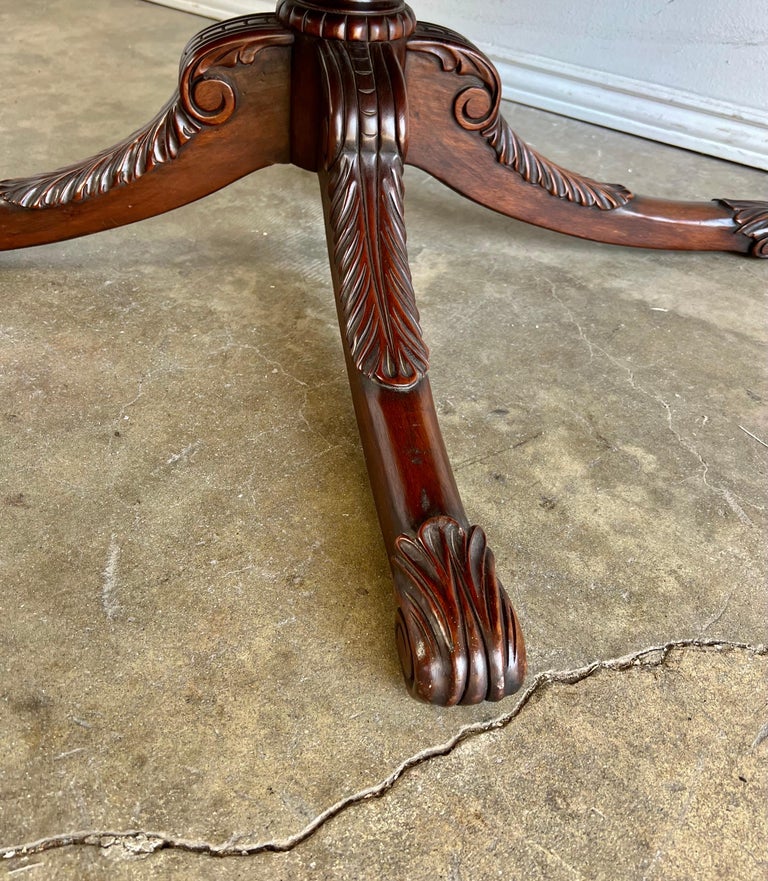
[[394, 515, 525, 706]]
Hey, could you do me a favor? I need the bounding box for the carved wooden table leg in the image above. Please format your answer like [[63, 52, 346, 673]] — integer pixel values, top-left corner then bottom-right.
[[1, 1, 764, 705], [291, 22, 525, 704], [405, 25, 767, 258], [0, 17, 294, 250]]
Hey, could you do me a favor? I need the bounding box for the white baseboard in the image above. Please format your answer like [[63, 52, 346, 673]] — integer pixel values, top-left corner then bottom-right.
[[485, 47, 768, 172], [147, 0, 273, 18], [144, 1, 768, 171]]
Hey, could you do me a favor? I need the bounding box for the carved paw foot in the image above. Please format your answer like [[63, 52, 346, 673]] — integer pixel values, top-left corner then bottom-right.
[[392, 516, 526, 705]]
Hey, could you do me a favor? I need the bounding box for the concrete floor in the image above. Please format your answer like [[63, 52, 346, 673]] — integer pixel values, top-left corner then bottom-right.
[[1, 1, 766, 879]]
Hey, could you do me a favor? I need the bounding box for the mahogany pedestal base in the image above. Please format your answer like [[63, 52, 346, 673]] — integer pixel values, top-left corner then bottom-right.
[[1, 1, 765, 705]]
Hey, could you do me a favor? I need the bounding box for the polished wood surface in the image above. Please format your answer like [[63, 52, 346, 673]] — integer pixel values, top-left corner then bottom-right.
[[405, 27, 757, 255], [1, 0, 764, 703], [0, 18, 293, 251]]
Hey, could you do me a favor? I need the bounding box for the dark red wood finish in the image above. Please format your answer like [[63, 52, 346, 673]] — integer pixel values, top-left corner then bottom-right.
[[405, 31, 757, 254], [0, 18, 293, 250], [1, 0, 764, 703]]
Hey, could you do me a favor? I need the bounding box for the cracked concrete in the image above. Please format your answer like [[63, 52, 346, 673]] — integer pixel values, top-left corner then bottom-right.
[[1, 1, 766, 879], [3, 643, 766, 879], [2, 641, 765, 860]]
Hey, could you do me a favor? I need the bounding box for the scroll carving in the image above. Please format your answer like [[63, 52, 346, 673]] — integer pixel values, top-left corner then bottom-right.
[[392, 516, 525, 705], [408, 24, 632, 211], [719, 200, 768, 258], [276, 0, 416, 42], [321, 40, 429, 388], [0, 16, 293, 209]]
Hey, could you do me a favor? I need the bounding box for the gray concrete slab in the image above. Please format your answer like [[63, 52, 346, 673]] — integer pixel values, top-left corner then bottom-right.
[[1, 1, 766, 879]]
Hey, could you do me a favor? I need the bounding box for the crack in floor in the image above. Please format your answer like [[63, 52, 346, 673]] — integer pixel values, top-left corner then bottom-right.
[[2, 638, 765, 864]]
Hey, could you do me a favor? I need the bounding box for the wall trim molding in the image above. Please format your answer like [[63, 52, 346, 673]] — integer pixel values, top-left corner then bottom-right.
[[485, 46, 768, 172], [147, 0, 273, 18], [144, 1, 767, 170]]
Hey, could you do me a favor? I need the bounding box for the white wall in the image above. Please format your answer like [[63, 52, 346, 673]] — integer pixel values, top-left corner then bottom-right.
[[423, 0, 766, 110], [146, 0, 768, 169]]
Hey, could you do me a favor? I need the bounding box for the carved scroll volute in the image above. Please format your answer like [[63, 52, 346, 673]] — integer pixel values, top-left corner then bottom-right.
[[0, 16, 293, 210], [392, 517, 526, 705], [407, 24, 632, 211], [318, 38, 429, 389]]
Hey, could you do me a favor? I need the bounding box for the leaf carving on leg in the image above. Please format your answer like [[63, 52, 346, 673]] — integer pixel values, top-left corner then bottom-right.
[[719, 200, 768, 257], [321, 39, 428, 388], [0, 15, 293, 209], [409, 24, 632, 210]]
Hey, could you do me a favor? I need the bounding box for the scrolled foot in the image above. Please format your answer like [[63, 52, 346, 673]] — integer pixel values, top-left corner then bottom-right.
[[393, 516, 526, 706], [719, 200, 768, 257]]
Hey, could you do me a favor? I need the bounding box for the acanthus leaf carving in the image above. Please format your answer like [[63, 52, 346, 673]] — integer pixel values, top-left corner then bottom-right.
[[0, 15, 293, 210], [392, 516, 525, 705], [322, 40, 429, 389], [0, 98, 203, 210], [408, 24, 632, 211]]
